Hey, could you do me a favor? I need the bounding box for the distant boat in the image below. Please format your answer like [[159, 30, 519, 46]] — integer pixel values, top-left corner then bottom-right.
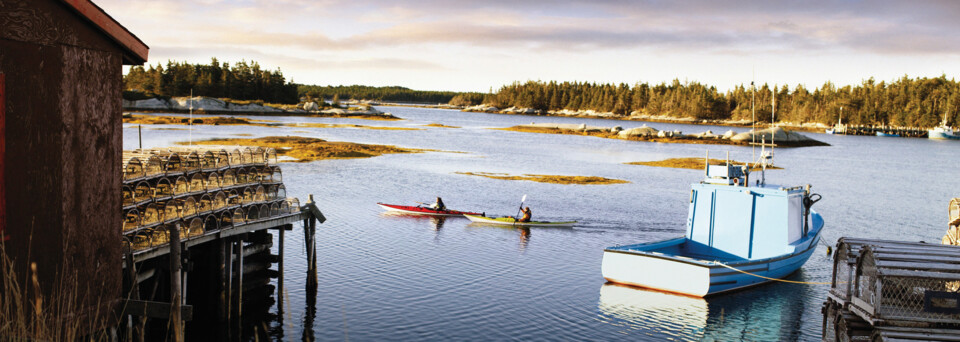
[[464, 214, 576, 227], [929, 126, 960, 140], [601, 149, 825, 297], [876, 131, 899, 137], [826, 107, 843, 134], [929, 111, 959, 140], [377, 203, 481, 216]]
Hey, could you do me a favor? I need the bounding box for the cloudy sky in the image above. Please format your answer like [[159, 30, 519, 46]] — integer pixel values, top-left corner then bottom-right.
[[98, 0, 960, 92]]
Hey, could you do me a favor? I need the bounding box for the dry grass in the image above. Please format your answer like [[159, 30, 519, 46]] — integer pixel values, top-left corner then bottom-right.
[[422, 123, 461, 128], [184, 136, 422, 162], [290, 123, 423, 131], [627, 157, 783, 170], [0, 243, 112, 341], [455, 172, 629, 185], [123, 114, 270, 126], [308, 113, 403, 121], [495, 126, 619, 138]]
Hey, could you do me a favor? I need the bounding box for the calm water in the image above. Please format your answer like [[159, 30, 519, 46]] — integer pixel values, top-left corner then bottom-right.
[[124, 107, 960, 341]]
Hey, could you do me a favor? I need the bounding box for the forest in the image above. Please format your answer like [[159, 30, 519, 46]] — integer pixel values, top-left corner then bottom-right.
[[122, 58, 959, 127], [123, 58, 299, 104], [480, 77, 960, 127], [297, 85, 466, 104]]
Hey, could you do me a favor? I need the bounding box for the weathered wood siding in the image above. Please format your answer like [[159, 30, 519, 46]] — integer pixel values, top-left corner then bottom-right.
[[0, 0, 127, 327]]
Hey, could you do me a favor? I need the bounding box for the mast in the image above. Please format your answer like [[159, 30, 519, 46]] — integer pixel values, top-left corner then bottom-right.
[[751, 75, 756, 163], [189, 89, 193, 146], [772, 86, 776, 148]]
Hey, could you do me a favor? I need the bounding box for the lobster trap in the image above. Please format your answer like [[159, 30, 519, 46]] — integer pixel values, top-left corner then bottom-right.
[[850, 245, 960, 326]]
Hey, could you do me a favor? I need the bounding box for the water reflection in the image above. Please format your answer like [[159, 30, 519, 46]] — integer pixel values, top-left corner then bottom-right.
[[597, 283, 708, 339], [466, 222, 532, 252], [518, 227, 530, 251], [597, 282, 809, 341]]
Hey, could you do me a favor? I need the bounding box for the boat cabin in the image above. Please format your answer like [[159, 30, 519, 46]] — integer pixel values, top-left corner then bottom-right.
[[688, 164, 809, 260]]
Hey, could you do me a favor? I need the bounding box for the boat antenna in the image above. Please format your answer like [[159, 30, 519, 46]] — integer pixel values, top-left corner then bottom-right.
[[751, 70, 756, 164], [771, 85, 776, 153], [189, 88, 193, 146]]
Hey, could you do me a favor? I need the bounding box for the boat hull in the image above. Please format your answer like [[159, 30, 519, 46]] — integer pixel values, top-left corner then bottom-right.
[[377, 203, 481, 216], [928, 130, 960, 140], [602, 215, 823, 297], [876, 132, 899, 137], [463, 214, 576, 227]]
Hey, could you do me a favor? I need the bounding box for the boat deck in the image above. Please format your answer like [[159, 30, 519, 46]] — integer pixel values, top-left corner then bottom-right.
[[608, 239, 748, 263]]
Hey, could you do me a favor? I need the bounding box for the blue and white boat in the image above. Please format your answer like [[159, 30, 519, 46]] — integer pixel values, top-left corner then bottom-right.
[[928, 112, 959, 140], [602, 151, 825, 297], [875, 131, 899, 137]]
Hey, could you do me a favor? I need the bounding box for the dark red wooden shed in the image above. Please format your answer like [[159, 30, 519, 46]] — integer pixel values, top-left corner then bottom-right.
[[0, 0, 148, 332]]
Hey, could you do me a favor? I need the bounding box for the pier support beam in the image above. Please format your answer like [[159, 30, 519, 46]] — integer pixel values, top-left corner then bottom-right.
[[278, 224, 285, 319], [169, 225, 183, 342], [234, 240, 244, 333]]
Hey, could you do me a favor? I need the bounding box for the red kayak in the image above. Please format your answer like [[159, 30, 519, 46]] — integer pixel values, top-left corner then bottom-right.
[[377, 203, 482, 216]]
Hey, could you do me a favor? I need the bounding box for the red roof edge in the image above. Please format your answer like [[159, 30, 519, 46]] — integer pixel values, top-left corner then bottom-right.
[[60, 0, 149, 65]]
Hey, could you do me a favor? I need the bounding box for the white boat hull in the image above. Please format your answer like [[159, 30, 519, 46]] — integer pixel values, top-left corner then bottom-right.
[[929, 130, 960, 140], [602, 249, 711, 296], [602, 236, 820, 297]]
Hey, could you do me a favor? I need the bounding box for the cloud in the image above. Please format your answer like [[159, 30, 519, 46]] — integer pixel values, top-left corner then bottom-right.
[[97, 0, 960, 56]]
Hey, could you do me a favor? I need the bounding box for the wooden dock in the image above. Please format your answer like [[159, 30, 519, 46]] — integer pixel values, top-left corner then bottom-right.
[[118, 146, 324, 341], [827, 124, 928, 137]]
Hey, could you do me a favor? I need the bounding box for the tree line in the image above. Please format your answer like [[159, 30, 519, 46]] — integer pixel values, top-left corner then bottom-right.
[[123, 58, 959, 127], [297, 85, 465, 104], [123, 58, 299, 104], [479, 77, 960, 127]]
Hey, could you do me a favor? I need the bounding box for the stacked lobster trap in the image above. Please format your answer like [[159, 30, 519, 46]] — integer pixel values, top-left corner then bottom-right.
[[121, 146, 301, 253], [823, 199, 960, 342]]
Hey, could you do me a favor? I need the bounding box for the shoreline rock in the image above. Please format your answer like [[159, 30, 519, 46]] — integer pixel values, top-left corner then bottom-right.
[[460, 104, 832, 132], [504, 123, 828, 147], [123, 96, 400, 119]]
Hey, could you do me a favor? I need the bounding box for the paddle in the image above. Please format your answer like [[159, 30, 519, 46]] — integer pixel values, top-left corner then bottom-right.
[[513, 194, 527, 227]]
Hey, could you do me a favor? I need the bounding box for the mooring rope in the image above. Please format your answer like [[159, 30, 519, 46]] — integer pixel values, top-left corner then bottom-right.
[[714, 262, 834, 285]]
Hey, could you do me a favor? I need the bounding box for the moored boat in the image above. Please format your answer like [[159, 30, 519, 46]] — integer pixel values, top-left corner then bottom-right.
[[876, 131, 899, 137], [377, 203, 481, 216], [601, 152, 824, 297], [928, 125, 960, 140], [928, 112, 959, 140], [464, 214, 576, 227]]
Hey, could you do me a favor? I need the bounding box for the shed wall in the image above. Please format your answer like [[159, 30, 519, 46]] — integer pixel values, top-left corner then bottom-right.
[[0, 0, 126, 328]]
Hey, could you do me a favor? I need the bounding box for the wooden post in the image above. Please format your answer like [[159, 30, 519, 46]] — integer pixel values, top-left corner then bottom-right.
[[308, 217, 317, 290], [124, 247, 144, 342], [235, 240, 244, 328], [218, 238, 228, 323], [169, 225, 183, 342], [278, 224, 285, 316]]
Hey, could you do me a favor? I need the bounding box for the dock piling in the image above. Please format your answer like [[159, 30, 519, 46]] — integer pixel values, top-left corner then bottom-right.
[[169, 224, 183, 342]]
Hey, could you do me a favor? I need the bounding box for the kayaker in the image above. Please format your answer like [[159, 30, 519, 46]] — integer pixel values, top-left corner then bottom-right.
[[429, 197, 446, 211], [517, 206, 531, 222]]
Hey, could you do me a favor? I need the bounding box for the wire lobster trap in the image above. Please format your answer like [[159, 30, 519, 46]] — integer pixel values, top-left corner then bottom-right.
[[830, 238, 949, 306], [850, 245, 960, 326], [871, 326, 960, 342], [822, 297, 872, 342]]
